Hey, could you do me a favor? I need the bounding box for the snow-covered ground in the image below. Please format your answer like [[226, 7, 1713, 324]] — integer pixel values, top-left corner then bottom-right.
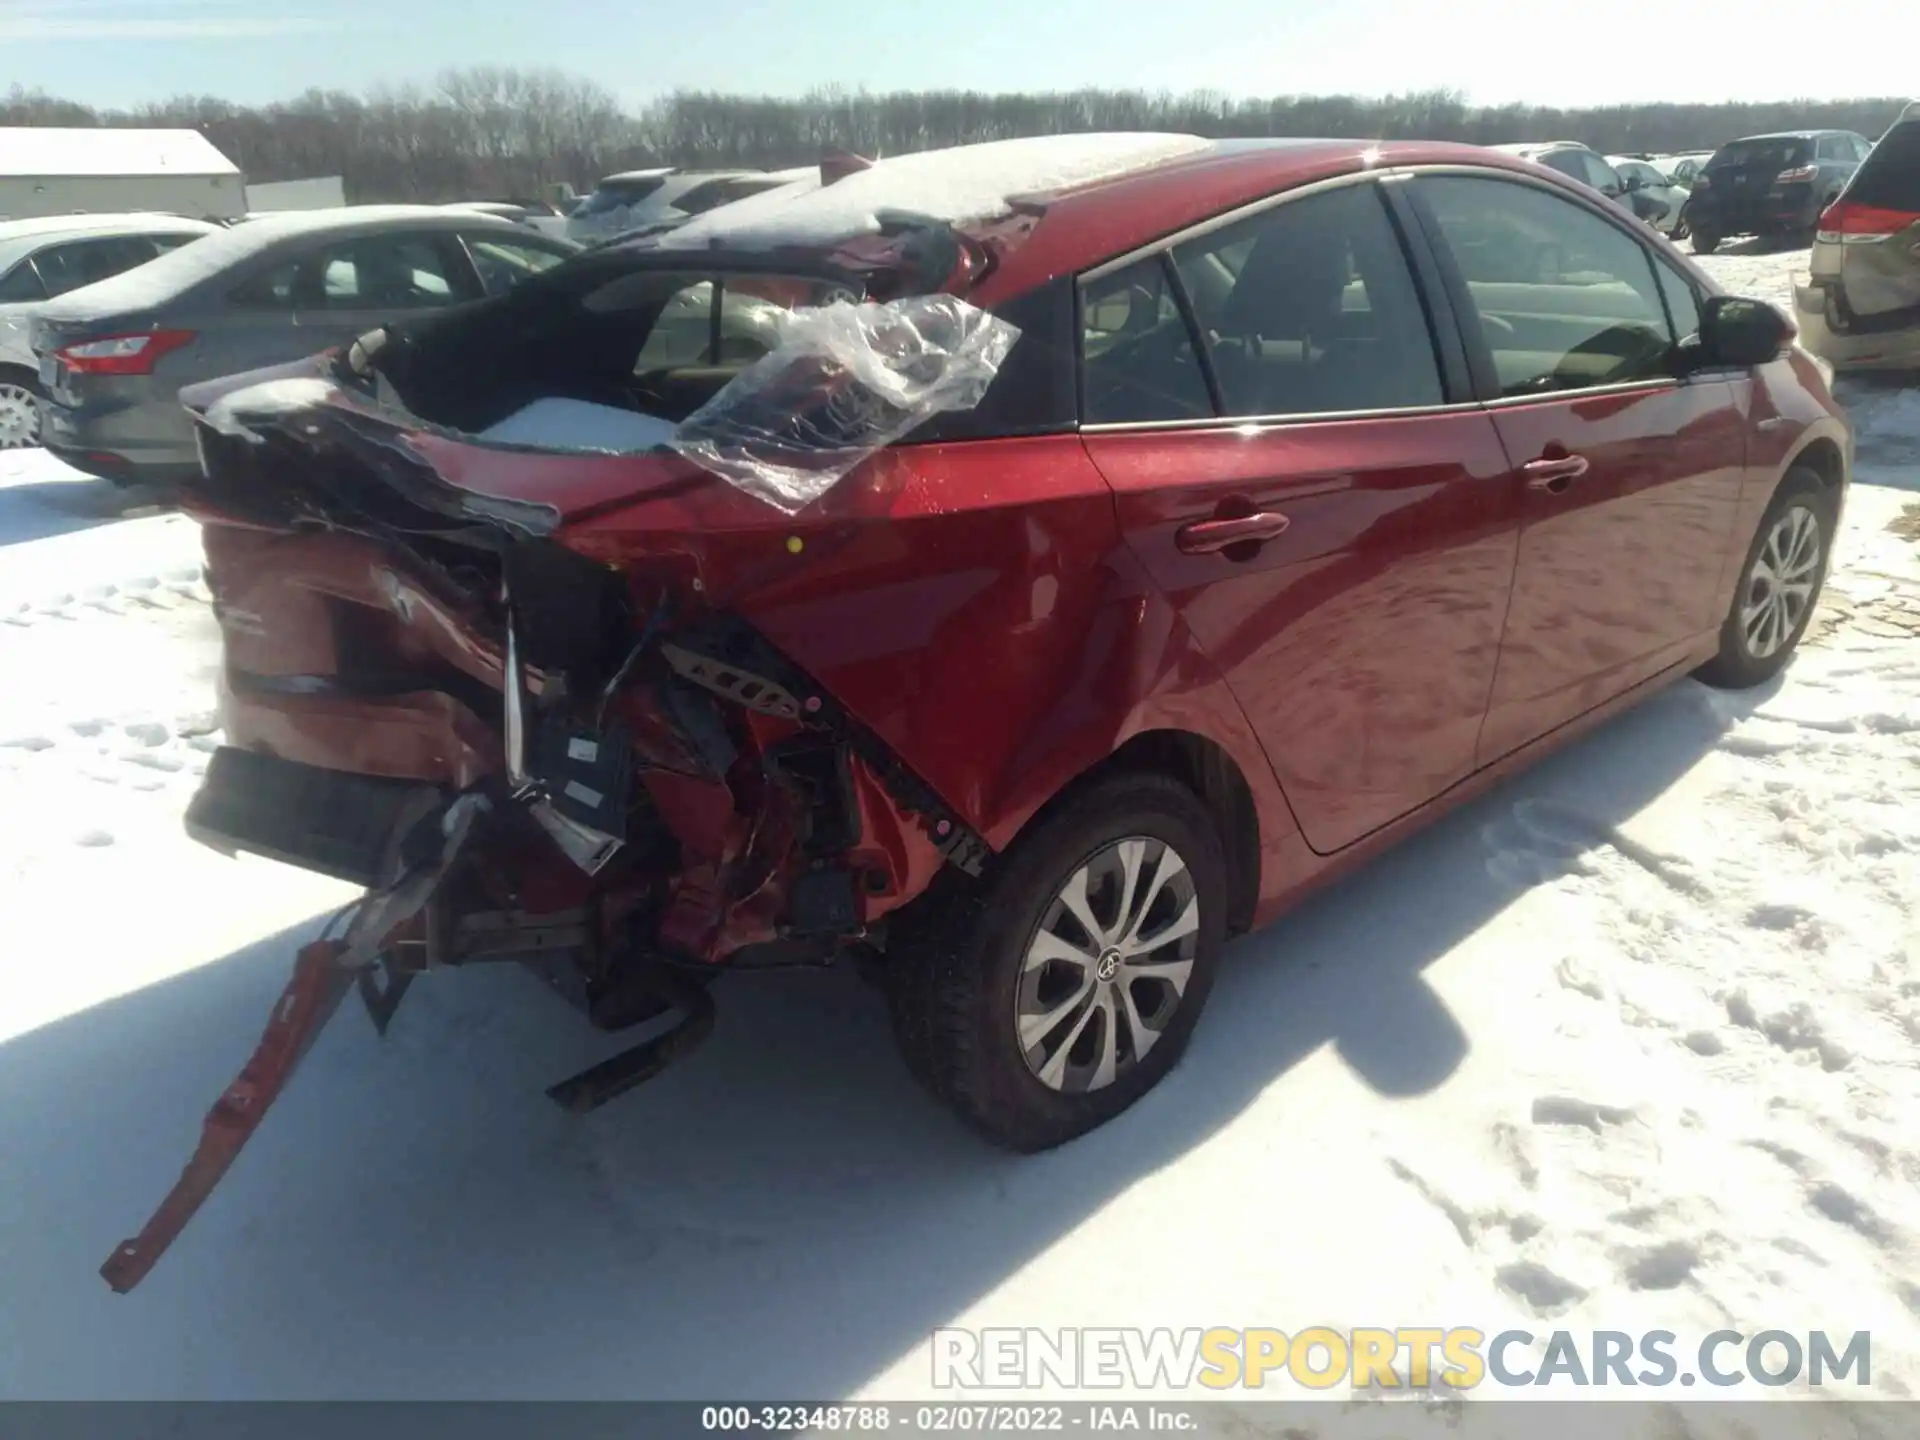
[[0, 246, 1917, 1425]]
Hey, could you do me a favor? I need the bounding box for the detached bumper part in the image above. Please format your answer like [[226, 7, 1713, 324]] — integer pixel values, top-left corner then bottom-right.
[[100, 939, 355, 1294], [102, 786, 492, 1294]]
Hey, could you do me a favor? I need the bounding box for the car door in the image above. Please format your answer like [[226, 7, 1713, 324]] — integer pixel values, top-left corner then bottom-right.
[[1408, 171, 1748, 764], [1080, 177, 1522, 855], [167, 229, 482, 390]]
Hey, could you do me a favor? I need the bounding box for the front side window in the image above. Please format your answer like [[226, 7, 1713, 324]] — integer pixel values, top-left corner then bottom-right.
[[311, 236, 460, 308], [1170, 182, 1443, 418], [1419, 174, 1676, 397]]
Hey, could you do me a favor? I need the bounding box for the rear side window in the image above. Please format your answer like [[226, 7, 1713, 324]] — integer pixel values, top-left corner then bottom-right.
[[1171, 182, 1443, 418], [0, 260, 46, 302], [1079, 255, 1212, 424], [1846, 122, 1920, 210]]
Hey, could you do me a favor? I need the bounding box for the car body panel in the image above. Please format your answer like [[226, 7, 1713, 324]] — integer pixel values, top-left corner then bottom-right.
[[1473, 378, 1749, 761], [1087, 411, 1519, 854]]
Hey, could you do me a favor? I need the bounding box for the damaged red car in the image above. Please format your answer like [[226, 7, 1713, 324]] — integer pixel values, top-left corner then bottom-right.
[[103, 133, 1853, 1292]]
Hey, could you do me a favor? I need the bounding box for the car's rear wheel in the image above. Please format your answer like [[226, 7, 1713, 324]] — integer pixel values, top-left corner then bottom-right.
[[0, 370, 43, 451], [1695, 466, 1838, 689], [886, 772, 1228, 1152], [1691, 228, 1721, 255]]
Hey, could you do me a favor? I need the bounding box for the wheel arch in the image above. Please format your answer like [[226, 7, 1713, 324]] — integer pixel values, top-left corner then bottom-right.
[[1012, 727, 1264, 938], [1787, 433, 1846, 492]]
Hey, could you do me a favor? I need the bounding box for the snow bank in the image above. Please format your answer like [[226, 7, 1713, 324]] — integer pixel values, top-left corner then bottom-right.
[[661, 133, 1213, 249]]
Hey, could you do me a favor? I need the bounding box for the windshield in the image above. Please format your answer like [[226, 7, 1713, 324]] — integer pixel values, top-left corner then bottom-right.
[[577, 178, 667, 216], [1710, 138, 1812, 171]]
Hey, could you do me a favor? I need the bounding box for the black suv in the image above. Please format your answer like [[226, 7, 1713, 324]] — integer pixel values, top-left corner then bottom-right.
[[1686, 129, 1874, 253]]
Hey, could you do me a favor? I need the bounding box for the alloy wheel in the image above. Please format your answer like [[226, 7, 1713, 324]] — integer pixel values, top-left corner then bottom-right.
[[1742, 503, 1823, 660], [0, 382, 39, 450], [1016, 836, 1200, 1095]]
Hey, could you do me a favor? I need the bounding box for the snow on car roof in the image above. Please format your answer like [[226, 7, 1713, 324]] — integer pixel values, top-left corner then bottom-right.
[[658, 133, 1212, 250], [36, 205, 517, 321], [0, 127, 240, 178]]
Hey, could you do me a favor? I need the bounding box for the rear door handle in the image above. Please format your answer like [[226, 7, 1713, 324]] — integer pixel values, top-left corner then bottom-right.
[[1522, 454, 1590, 493], [1175, 511, 1291, 554]]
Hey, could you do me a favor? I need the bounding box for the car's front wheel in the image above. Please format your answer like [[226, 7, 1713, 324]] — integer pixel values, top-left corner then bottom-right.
[[1695, 466, 1838, 689], [0, 370, 43, 451], [1691, 228, 1721, 255], [887, 772, 1228, 1152]]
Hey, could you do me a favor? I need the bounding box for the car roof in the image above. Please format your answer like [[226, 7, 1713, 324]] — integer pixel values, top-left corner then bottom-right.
[[1722, 130, 1848, 143], [36, 205, 526, 322], [970, 137, 1582, 304], [1489, 141, 1591, 156], [0, 213, 218, 242]]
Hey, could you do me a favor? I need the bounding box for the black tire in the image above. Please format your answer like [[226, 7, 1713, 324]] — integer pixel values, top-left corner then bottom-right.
[[0, 367, 44, 451], [1691, 229, 1721, 256], [1695, 466, 1838, 690], [886, 772, 1228, 1152]]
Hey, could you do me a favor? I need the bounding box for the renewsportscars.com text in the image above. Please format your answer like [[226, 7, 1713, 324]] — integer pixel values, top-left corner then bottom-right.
[[931, 1327, 1873, 1391]]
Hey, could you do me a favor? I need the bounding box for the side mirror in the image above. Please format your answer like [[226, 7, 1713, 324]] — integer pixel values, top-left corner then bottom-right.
[[1695, 295, 1795, 368], [1622, 172, 1645, 192]]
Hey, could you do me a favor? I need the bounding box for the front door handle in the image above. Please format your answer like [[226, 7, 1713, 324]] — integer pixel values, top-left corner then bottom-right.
[[1522, 454, 1591, 493], [1176, 511, 1292, 554]]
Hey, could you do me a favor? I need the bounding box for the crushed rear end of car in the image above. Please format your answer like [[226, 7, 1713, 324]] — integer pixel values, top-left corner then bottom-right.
[[100, 215, 1030, 1293]]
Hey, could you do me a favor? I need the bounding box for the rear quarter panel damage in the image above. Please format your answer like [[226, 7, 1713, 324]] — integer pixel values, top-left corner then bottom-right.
[[562, 434, 1306, 914]]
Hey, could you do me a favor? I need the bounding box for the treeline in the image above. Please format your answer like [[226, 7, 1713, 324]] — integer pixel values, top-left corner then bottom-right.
[[3, 70, 1911, 203]]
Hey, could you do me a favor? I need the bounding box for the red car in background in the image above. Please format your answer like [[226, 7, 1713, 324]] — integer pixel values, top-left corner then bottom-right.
[[104, 134, 1851, 1292]]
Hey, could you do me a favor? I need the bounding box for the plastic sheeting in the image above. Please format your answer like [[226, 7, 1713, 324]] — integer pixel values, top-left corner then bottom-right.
[[666, 294, 1019, 514]]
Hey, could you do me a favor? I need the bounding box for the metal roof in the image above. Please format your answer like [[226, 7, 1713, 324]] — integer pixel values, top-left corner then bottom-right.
[[0, 128, 241, 179]]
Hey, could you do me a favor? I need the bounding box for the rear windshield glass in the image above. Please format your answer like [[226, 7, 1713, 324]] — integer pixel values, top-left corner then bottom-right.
[[673, 177, 784, 216], [1710, 138, 1813, 170], [1847, 122, 1920, 210], [577, 179, 667, 216]]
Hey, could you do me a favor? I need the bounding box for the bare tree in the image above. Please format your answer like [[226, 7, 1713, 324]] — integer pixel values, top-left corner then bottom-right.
[[8, 72, 1909, 203]]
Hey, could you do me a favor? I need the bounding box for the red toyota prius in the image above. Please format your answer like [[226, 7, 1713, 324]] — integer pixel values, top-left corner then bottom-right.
[[106, 134, 1850, 1291]]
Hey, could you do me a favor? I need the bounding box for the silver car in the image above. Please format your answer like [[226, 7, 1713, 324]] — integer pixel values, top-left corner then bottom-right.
[[0, 213, 222, 449], [31, 206, 576, 484], [564, 169, 767, 245], [1794, 102, 1920, 372]]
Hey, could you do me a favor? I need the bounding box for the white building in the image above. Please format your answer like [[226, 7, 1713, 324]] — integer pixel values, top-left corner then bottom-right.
[[244, 176, 347, 213], [0, 128, 245, 222]]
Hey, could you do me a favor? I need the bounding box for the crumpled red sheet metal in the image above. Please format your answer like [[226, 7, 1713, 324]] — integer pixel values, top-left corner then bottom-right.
[[99, 939, 355, 1294]]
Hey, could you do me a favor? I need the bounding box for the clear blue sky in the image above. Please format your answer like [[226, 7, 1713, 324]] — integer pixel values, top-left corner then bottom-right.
[[3, 0, 1912, 111]]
